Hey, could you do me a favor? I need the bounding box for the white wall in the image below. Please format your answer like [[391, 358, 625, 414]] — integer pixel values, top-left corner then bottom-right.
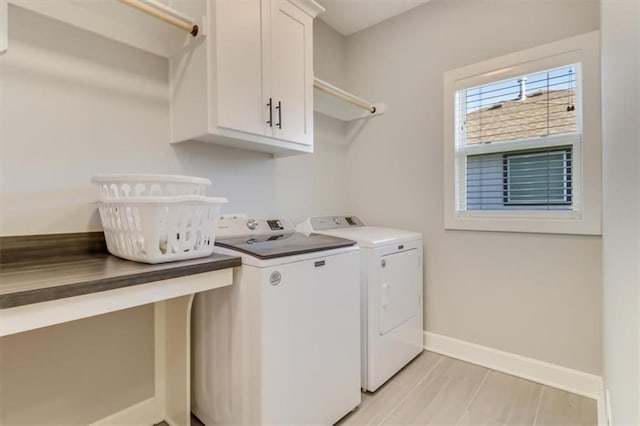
[[0, 6, 348, 423], [601, 0, 640, 423], [344, 0, 603, 374], [0, 7, 348, 236], [314, 19, 346, 87]]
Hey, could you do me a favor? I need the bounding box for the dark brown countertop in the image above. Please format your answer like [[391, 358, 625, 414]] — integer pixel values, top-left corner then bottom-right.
[[0, 233, 241, 309]]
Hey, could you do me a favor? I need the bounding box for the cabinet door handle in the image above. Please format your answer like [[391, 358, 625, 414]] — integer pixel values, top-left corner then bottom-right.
[[267, 98, 273, 127], [275, 101, 282, 129]]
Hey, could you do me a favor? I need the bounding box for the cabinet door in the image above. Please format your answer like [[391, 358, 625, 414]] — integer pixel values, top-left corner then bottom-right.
[[270, 0, 313, 146], [215, 0, 269, 136]]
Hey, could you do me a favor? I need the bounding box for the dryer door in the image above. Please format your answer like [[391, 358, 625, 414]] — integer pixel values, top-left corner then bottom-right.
[[379, 249, 420, 335]]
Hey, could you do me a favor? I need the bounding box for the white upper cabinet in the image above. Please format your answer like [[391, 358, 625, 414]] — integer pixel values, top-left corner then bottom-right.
[[170, 0, 323, 155]]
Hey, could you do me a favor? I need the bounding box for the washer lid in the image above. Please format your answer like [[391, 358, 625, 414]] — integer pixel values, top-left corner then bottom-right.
[[215, 232, 357, 259], [312, 227, 422, 248]]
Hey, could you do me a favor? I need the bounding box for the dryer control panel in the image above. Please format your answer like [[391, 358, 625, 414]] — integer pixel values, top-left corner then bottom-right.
[[302, 216, 365, 231]]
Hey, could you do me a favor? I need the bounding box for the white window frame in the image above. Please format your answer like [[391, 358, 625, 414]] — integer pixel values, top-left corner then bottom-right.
[[443, 31, 601, 235]]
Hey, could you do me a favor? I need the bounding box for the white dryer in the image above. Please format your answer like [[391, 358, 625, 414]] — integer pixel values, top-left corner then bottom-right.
[[192, 217, 361, 425], [298, 216, 424, 392]]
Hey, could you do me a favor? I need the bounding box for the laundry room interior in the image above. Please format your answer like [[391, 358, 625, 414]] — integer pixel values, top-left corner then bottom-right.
[[0, 0, 638, 425]]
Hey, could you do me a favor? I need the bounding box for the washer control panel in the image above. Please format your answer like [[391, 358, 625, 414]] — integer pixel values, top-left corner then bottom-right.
[[217, 217, 295, 237], [267, 219, 285, 230]]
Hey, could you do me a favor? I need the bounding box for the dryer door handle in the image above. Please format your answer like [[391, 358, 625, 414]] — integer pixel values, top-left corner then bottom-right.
[[381, 283, 390, 308]]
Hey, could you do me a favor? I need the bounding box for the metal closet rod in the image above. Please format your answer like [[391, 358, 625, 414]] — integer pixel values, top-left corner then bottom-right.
[[117, 0, 199, 36], [313, 78, 377, 114]]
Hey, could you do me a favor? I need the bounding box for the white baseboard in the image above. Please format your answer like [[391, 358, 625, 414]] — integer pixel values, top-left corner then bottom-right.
[[423, 331, 603, 401]]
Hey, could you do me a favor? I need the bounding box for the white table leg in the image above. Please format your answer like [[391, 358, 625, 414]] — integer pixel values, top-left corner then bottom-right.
[[163, 294, 195, 426]]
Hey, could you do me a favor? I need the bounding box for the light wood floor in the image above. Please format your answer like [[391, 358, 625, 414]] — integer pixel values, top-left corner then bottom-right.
[[337, 351, 597, 426], [187, 350, 597, 425]]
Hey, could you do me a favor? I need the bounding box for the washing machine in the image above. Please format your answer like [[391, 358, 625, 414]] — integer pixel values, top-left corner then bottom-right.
[[298, 216, 424, 392], [192, 217, 361, 425]]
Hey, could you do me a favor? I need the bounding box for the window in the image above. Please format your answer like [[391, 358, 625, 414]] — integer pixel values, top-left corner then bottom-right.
[[443, 32, 601, 235], [461, 64, 579, 213]]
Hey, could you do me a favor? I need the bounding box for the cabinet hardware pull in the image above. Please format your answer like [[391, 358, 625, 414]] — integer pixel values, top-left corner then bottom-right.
[[267, 98, 273, 127], [276, 101, 282, 129]]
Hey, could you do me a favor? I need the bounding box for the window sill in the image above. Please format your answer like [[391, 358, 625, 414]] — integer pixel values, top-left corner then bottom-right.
[[445, 210, 601, 235]]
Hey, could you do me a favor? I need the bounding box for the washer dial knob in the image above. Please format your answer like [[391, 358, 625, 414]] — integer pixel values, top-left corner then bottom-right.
[[333, 217, 342, 225], [246, 219, 259, 230]]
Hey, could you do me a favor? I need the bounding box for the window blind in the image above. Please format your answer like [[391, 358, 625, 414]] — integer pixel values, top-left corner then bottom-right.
[[466, 148, 573, 211], [463, 65, 577, 145]]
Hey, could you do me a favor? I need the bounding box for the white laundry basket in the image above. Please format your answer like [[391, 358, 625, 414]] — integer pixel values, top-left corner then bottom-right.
[[92, 174, 211, 198], [97, 195, 228, 264]]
